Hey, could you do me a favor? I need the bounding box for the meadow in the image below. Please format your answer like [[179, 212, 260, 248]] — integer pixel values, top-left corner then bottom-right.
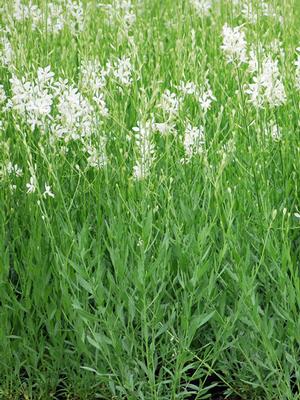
[[1, 0, 300, 398]]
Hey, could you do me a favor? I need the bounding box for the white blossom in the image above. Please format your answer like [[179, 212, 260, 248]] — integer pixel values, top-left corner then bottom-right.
[[221, 24, 247, 65], [245, 56, 286, 108], [132, 120, 155, 180], [178, 81, 197, 95], [53, 80, 96, 140], [67, 0, 85, 34], [183, 123, 205, 161], [153, 121, 176, 136], [47, 3, 65, 33], [113, 56, 132, 86], [6, 162, 23, 177], [0, 84, 6, 104], [196, 80, 216, 112], [0, 36, 13, 66], [104, 0, 136, 29], [26, 176, 37, 193], [43, 184, 55, 198], [159, 90, 180, 116], [85, 140, 108, 168], [190, 0, 212, 16]]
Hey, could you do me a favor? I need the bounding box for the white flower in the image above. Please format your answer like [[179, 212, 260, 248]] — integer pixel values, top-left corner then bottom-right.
[[26, 176, 37, 193], [183, 123, 205, 160], [6, 162, 23, 177], [92, 92, 109, 117], [53, 80, 96, 140], [0, 84, 6, 103], [159, 90, 180, 116], [190, 0, 212, 16], [43, 184, 55, 198], [241, 3, 258, 23], [37, 66, 55, 87], [221, 24, 247, 65], [248, 44, 264, 74], [266, 120, 281, 141], [0, 36, 13, 66], [67, 0, 84, 34], [196, 80, 216, 112], [47, 3, 65, 33], [85, 139, 107, 168], [13, 0, 42, 29], [132, 120, 155, 179], [10, 69, 54, 131], [178, 81, 197, 95], [153, 121, 176, 135], [245, 56, 286, 108], [113, 56, 132, 86], [80, 59, 108, 93], [104, 0, 136, 30]]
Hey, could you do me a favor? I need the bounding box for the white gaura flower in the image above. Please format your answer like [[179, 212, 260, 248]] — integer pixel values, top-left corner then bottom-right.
[[248, 44, 265, 74], [53, 80, 96, 140], [245, 56, 286, 108], [26, 176, 37, 193], [221, 24, 247, 65], [177, 79, 216, 112], [159, 90, 181, 116], [6, 162, 23, 177], [153, 121, 176, 135], [265, 120, 281, 141], [85, 139, 107, 169], [0, 36, 13, 66], [197, 80, 216, 112], [13, 0, 42, 29], [261, 1, 277, 18], [183, 123, 205, 161], [132, 120, 155, 180], [43, 184, 55, 198], [66, 0, 85, 34], [37, 66, 55, 87], [92, 92, 109, 117], [47, 3, 65, 34], [80, 59, 108, 93], [241, 3, 258, 23], [104, 0, 136, 29], [113, 56, 133, 86], [190, 0, 212, 16], [10, 68, 55, 131], [0, 84, 6, 103], [177, 81, 197, 95]]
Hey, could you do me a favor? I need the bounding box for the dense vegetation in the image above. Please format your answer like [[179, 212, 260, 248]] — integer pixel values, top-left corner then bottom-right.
[[1, 0, 300, 398]]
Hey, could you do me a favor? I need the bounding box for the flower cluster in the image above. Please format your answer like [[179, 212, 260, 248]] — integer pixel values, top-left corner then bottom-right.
[[113, 56, 133, 86], [10, 0, 84, 35], [159, 90, 181, 117], [10, 66, 55, 132], [105, 0, 136, 30], [221, 24, 247, 65], [182, 123, 205, 162], [178, 79, 216, 113], [132, 120, 155, 180], [241, 1, 280, 24], [190, 0, 212, 16], [245, 56, 286, 108], [0, 35, 13, 66]]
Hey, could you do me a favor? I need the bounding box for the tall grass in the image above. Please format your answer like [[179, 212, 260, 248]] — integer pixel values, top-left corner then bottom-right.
[[1, 0, 300, 398]]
